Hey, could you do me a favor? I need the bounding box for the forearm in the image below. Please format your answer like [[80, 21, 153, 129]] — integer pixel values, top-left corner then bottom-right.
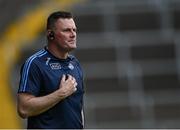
[[18, 90, 66, 118], [18, 75, 77, 118]]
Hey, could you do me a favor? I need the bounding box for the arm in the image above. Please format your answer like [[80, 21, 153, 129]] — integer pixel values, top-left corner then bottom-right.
[[17, 75, 77, 118]]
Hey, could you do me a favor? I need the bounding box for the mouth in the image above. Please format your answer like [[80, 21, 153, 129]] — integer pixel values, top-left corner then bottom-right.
[[68, 40, 76, 44]]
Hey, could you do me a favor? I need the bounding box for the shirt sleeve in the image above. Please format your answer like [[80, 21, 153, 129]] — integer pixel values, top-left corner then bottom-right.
[[18, 59, 42, 96]]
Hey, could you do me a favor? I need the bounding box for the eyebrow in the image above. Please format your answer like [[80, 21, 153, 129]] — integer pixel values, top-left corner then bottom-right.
[[62, 27, 77, 31]]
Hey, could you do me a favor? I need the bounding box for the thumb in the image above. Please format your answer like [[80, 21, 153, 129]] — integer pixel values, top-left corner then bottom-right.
[[61, 74, 65, 82]]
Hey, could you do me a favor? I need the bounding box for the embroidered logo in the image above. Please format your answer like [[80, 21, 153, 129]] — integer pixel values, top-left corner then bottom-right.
[[68, 63, 74, 70], [50, 63, 61, 70]]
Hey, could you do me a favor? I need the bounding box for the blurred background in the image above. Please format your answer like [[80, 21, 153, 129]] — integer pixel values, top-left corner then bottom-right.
[[1, 0, 180, 128]]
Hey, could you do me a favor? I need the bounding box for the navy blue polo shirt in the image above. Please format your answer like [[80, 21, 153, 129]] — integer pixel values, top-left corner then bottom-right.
[[18, 48, 84, 129]]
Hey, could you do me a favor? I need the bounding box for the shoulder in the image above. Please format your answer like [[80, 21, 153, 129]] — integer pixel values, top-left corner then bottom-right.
[[69, 54, 80, 63], [69, 54, 83, 70], [69, 55, 82, 68], [22, 49, 47, 69]]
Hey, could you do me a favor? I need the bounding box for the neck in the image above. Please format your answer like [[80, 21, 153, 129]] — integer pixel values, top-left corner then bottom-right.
[[47, 44, 68, 59]]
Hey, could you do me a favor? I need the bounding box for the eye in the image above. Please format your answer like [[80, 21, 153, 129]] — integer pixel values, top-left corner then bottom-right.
[[63, 29, 71, 32], [73, 28, 77, 32], [62, 28, 77, 33]]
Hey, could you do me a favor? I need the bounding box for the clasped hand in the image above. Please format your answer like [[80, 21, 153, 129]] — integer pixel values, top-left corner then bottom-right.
[[58, 74, 77, 98]]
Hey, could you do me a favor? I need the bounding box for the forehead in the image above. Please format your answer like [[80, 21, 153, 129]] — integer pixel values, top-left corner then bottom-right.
[[54, 18, 76, 29]]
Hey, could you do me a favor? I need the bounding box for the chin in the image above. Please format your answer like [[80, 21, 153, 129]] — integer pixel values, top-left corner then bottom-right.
[[70, 44, 77, 49], [66, 46, 76, 52]]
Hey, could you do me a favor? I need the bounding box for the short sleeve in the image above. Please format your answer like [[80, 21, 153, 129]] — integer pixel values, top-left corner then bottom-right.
[[18, 60, 42, 96]]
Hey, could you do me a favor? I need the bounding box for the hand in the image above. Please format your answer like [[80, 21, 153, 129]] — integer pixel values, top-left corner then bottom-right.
[[58, 74, 77, 98]]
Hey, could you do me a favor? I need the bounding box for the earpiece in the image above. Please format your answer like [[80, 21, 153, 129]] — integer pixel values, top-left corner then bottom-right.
[[48, 31, 54, 40]]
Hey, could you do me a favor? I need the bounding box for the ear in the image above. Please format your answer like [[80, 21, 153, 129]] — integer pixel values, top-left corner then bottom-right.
[[47, 29, 54, 40], [46, 29, 52, 37]]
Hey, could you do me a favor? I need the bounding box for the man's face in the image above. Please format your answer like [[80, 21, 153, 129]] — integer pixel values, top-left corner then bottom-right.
[[53, 18, 77, 52]]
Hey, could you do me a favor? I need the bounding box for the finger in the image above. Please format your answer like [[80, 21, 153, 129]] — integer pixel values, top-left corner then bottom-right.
[[68, 75, 75, 82], [71, 77, 76, 83], [74, 82, 77, 87], [74, 87, 77, 91], [70, 75, 74, 80], [67, 74, 72, 80]]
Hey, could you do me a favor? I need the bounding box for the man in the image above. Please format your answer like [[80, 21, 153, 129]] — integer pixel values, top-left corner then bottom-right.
[[17, 11, 84, 129]]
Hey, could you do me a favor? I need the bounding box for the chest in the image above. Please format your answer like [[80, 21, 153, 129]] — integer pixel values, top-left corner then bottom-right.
[[39, 60, 83, 94]]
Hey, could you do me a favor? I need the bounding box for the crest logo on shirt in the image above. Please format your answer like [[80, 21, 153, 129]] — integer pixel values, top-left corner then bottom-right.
[[50, 63, 61, 70], [68, 63, 74, 70]]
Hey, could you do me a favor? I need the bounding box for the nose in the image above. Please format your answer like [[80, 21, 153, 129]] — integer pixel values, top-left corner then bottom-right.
[[70, 30, 76, 38]]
